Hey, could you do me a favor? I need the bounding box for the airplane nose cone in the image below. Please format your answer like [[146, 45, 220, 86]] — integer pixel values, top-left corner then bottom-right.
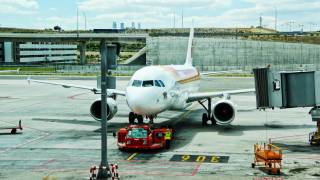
[[126, 87, 163, 115]]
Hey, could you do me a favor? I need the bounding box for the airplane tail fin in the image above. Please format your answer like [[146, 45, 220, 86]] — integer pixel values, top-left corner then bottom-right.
[[184, 28, 194, 66]]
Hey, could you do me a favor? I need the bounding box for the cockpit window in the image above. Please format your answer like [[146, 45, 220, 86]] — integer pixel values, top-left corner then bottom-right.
[[142, 80, 154, 87], [159, 80, 165, 87], [132, 80, 142, 87], [154, 80, 161, 87], [132, 80, 164, 88]]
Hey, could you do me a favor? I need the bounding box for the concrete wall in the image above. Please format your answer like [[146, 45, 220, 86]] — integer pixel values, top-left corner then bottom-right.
[[147, 37, 320, 71]]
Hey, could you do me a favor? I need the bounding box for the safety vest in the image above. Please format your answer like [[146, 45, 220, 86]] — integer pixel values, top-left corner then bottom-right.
[[164, 131, 171, 140]]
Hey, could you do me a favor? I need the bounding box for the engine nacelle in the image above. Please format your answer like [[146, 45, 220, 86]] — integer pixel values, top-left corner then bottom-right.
[[90, 98, 118, 121], [213, 99, 236, 125]]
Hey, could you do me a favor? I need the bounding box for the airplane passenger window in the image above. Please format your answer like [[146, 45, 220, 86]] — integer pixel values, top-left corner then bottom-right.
[[132, 80, 142, 87], [142, 80, 154, 87], [154, 80, 161, 87], [159, 80, 165, 87]]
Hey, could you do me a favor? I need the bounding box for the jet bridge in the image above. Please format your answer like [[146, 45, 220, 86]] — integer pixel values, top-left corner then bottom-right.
[[253, 67, 320, 145], [253, 67, 320, 110]]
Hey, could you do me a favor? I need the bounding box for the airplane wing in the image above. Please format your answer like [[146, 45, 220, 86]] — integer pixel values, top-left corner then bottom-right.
[[201, 70, 244, 76], [27, 77, 126, 96], [187, 88, 255, 103]]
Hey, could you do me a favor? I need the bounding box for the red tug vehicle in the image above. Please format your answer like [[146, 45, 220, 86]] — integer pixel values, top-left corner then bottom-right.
[[117, 124, 173, 150]]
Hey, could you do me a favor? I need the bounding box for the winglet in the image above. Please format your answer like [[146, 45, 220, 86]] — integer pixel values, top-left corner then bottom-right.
[[184, 28, 194, 66], [17, 68, 20, 74]]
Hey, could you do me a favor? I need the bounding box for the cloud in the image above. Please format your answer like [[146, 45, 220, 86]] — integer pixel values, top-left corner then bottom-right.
[[6, 0, 320, 30], [76, 0, 233, 28], [217, 0, 320, 29], [78, 0, 231, 12], [35, 16, 78, 29], [0, 0, 39, 14]]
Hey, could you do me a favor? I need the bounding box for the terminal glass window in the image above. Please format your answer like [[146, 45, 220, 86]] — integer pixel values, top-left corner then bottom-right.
[[132, 80, 142, 87], [128, 128, 148, 138], [142, 80, 154, 87]]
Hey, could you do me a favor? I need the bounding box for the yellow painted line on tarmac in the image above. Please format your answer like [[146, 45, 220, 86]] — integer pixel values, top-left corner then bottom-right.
[[127, 153, 138, 161], [171, 103, 198, 126]]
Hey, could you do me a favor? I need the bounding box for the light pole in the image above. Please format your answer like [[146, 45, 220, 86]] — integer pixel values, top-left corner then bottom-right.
[[83, 12, 87, 31], [97, 39, 110, 179]]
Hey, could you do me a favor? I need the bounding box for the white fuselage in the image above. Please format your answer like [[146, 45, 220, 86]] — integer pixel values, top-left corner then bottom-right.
[[126, 65, 200, 116]]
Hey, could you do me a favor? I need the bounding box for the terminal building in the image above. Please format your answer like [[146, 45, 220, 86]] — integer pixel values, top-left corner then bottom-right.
[[0, 42, 77, 64]]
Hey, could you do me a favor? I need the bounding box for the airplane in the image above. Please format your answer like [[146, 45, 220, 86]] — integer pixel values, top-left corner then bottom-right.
[[28, 29, 254, 126], [0, 68, 20, 74]]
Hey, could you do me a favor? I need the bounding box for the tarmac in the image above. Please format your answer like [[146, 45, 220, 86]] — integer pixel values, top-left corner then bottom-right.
[[0, 76, 319, 180]]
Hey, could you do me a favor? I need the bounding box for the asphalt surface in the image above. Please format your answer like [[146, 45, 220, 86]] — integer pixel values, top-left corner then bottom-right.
[[0, 76, 319, 180]]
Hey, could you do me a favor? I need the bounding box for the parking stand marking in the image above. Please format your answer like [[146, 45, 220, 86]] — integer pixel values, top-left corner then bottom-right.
[[170, 154, 229, 163]]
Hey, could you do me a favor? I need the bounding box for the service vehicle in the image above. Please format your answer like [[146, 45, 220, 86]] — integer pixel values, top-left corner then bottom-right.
[[252, 142, 282, 175], [117, 124, 173, 150]]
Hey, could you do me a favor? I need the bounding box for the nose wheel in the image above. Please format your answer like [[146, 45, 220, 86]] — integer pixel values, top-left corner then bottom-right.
[[137, 115, 143, 124], [199, 98, 217, 126], [147, 116, 154, 124], [129, 112, 144, 124]]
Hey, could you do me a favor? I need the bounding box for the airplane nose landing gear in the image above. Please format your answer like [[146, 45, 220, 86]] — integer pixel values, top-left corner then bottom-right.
[[128, 112, 156, 124], [128, 112, 144, 124], [146, 115, 155, 124]]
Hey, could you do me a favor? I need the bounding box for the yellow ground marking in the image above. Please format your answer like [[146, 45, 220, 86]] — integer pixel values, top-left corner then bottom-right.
[[170, 103, 198, 127], [127, 152, 138, 161]]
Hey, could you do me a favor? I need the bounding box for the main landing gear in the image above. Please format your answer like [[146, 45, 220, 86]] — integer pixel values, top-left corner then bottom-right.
[[198, 98, 217, 126]]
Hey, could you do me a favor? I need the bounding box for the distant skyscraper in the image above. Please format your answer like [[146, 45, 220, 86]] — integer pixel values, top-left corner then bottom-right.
[[112, 21, 117, 29], [137, 23, 141, 29], [120, 22, 125, 29], [131, 22, 135, 29]]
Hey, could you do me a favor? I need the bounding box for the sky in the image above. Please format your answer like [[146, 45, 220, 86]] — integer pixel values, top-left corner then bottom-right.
[[0, 0, 319, 31]]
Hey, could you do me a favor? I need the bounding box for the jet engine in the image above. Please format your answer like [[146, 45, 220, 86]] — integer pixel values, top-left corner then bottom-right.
[[90, 98, 118, 121], [213, 99, 236, 125]]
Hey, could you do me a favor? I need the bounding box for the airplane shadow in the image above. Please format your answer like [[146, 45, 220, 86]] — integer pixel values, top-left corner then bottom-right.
[[161, 109, 316, 151], [31, 108, 316, 152], [0, 132, 23, 136], [272, 142, 320, 153]]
